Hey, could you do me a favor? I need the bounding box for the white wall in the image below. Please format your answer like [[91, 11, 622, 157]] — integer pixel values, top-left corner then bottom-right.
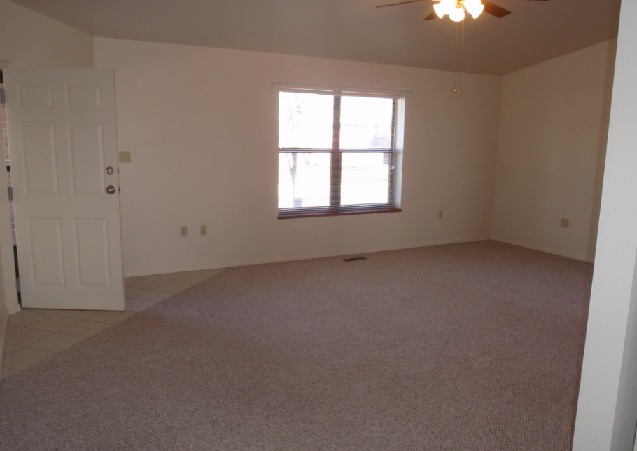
[[0, 0, 95, 314], [0, 0, 93, 68], [94, 38, 501, 276], [491, 41, 616, 262], [573, 2, 637, 449]]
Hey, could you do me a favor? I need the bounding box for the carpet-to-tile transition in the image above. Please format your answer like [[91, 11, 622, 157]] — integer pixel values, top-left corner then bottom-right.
[[1, 269, 222, 380], [0, 241, 592, 450]]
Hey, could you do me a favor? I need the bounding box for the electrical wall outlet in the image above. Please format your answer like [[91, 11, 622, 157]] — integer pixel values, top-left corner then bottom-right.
[[180, 226, 188, 237], [561, 218, 570, 228], [438, 209, 443, 219], [200, 225, 207, 236]]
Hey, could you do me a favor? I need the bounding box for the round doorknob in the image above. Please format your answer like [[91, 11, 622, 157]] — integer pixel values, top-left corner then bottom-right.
[[106, 185, 116, 194]]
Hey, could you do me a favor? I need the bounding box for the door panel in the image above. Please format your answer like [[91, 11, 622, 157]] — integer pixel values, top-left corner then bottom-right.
[[70, 124, 105, 194], [75, 219, 110, 286], [5, 69, 124, 310], [22, 123, 58, 193], [29, 218, 64, 286]]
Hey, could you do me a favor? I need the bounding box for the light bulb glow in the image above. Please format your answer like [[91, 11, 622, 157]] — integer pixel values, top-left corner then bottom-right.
[[449, 5, 465, 22], [433, 3, 445, 18], [433, 0, 484, 21], [434, 0, 455, 18], [463, 0, 484, 19]]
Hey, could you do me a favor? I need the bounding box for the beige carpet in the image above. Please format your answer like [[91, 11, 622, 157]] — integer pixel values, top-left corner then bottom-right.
[[0, 241, 592, 450]]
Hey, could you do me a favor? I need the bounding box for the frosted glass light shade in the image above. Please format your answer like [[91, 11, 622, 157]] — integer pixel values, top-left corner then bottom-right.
[[464, 0, 484, 18], [434, 0, 455, 19], [434, 0, 484, 21], [449, 6, 466, 22]]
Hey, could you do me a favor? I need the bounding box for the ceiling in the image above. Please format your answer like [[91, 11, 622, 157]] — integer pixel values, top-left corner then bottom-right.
[[8, 0, 622, 75]]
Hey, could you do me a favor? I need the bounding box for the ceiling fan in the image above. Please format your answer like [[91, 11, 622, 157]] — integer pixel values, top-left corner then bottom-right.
[[376, 0, 549, 22]]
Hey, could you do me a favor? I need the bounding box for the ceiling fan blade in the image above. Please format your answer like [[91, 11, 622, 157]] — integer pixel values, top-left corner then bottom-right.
[[482, 1, 512, 18], [376, 0, 427, 8], [424, 11, 439, 20]]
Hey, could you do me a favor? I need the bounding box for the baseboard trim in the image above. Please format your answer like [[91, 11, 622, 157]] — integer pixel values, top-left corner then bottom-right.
[[123, 237, 493, 277], [490, 236, 592, 262]]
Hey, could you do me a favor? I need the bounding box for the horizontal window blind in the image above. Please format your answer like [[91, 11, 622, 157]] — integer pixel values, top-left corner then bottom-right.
[[278, 90, 402, 218]]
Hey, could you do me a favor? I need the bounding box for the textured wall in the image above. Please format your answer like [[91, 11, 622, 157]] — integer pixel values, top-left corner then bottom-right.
[[491, 41, 615, 262], [573, 2, 637, 448], [95, 38, 501, 276], [0, 0, 93, 68]]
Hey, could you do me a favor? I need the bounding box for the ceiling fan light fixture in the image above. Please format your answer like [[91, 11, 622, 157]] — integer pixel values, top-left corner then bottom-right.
[[449, 6, 466, 22], [463, 0, 484, 19], [433, 0, 455, 19], [434, 0, 484, 21]]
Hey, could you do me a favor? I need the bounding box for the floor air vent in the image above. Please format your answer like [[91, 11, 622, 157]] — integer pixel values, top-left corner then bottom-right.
[[343, 256, 367, 262]]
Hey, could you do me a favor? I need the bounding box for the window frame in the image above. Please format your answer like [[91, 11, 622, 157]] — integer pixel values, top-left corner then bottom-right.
[[277, 90, 403, 219]]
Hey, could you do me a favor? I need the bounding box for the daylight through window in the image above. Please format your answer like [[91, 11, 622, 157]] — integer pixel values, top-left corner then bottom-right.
[[278, 90, 403, 218]]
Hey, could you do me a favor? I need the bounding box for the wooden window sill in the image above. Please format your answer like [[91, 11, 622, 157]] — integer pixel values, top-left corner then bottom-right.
[[278, 207, 401, 220]]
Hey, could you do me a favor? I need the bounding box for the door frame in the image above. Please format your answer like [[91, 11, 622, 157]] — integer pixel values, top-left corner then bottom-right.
[[0, 72, 19, 314]]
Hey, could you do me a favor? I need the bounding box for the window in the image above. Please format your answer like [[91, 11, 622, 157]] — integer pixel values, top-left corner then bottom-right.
[[278, 90, 403, 218]]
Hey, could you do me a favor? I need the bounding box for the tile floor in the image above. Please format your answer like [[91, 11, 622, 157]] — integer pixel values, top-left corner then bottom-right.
[[1, 268, 224, 381]]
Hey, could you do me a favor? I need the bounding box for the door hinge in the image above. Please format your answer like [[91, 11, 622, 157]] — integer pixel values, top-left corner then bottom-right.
[[7, 186, 13, 202], [0, 87, 5, 105]]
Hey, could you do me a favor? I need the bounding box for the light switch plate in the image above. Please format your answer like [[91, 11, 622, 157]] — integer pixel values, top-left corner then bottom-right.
[[119, 151, 132, 163]]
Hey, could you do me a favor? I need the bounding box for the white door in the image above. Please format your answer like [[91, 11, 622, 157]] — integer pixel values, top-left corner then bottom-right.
[[4, 69, 124, 311]]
